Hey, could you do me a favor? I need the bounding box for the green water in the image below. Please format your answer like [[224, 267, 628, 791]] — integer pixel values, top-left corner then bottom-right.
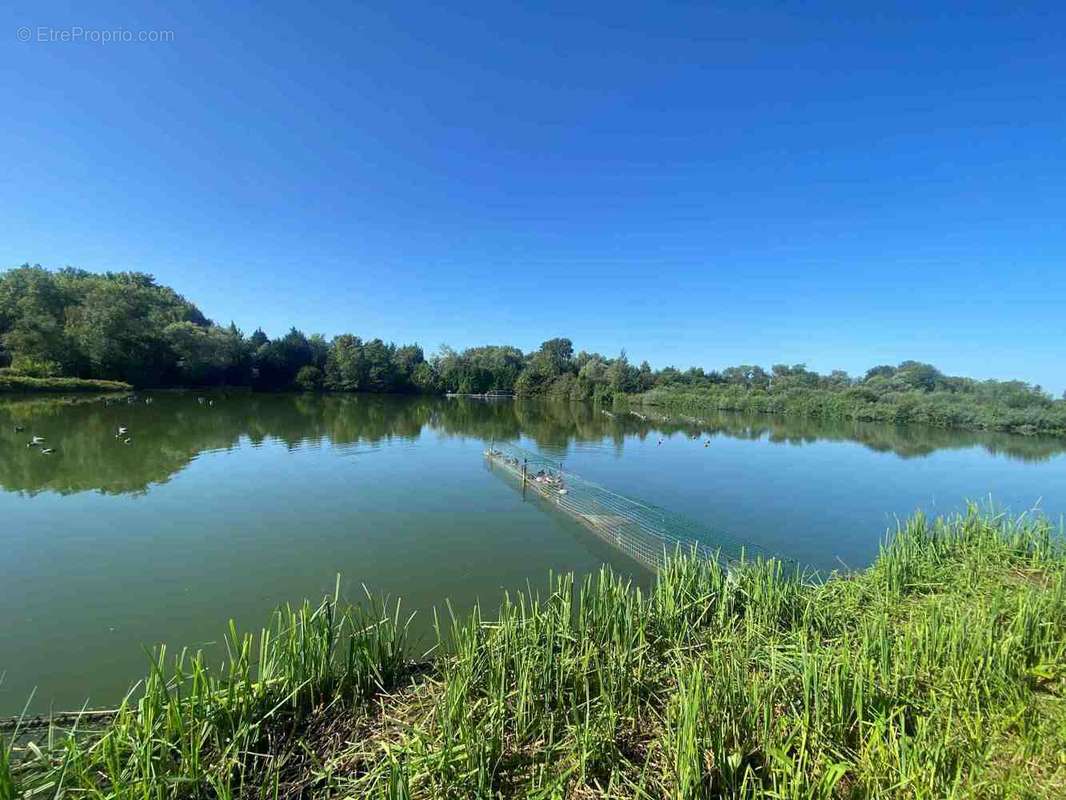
[[2, 391, 1065, 714]]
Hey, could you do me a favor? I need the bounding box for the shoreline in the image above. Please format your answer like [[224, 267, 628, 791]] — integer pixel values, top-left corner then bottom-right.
[[5, 507, 1065, 797], [0, 375, 133, 394], [637, 389, 1066, 438]]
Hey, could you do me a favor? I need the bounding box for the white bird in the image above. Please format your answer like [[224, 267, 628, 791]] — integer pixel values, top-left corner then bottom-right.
[[123, 437, 132, 445], [40, 448, 55, 455], [30, 435, 45, 444]]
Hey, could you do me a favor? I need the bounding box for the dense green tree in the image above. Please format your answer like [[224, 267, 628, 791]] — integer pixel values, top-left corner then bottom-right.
[[64, 272, 202, 384], [294, 364, 324, 391], [412, 361, 441, 394], [254, 328, 322, 389], [720, 365, 770, 390], [894, 360, 944, 392], [362, 339, 398, 392], [637, 360, 655, 392], [393, 344, 426, 388], [2, 266, 1064, 435], [826, 369, 852, 388], [532, 337, 574, 375], [0, 265, 70, 373], [308, 334, 330, 369], [164, 322, 249, 385], [864, 364, 896, 381], [324, 334, 367, 391], [606, 350, 639, 394], [434, 344, 524, 394], [249, 328, 269, 348], [0, 266, 207, 384]]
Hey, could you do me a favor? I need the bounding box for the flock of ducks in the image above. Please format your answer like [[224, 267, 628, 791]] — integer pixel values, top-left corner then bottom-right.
[[16, 424, 132, 455], [657, 436, 712, 448], [603, 409, 715, 448], [19, 430, 55, 454], [14, 394, 218, 457], [14, 395, 149, 456], [602, 408, 715, 447]]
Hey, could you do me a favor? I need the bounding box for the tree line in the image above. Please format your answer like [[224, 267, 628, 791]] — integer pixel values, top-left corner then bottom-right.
[[0, 265, 650, 397], [2, 265, 1064, 434]]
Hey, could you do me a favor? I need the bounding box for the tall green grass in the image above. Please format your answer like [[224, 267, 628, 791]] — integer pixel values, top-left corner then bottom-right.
[[3, 582, 410, 799], [5, 507, 1065, 798]]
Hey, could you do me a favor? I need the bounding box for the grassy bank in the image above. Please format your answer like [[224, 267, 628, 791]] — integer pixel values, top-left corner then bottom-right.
[[638, 385, 1066, 437], [4, 508, 1066, 799], [0, 373, 132, 394]]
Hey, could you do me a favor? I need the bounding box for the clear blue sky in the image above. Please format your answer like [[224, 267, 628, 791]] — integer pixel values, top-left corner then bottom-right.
[[2, 2, 1064, 391]]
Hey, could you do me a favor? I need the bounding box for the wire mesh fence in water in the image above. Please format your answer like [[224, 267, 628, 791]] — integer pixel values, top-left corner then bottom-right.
[[484, 442, 777, 572]]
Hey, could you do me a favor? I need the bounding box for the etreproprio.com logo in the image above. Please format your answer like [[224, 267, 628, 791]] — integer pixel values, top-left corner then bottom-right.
[[17, 26, 175, 44]]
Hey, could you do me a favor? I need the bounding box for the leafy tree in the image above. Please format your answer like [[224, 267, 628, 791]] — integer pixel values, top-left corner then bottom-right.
[[412, 361, 441, 394], [363, 338, 398, 392], [0, 265, 72, 371], [393, 344, 426, 390], [637, 360, 655, 392], [324, 334, 366, 391], [295, 364, 324, 391], [532, 338, 574, 376], [721, 365, 770, 390], [164, 322, 248, 385], [254, 328, 314, 389], [864, 364, 896, 381], [606, 350, 639, 394]]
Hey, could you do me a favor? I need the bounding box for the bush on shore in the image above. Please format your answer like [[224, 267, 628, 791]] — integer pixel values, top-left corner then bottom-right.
[[0, 372, 132, 394]]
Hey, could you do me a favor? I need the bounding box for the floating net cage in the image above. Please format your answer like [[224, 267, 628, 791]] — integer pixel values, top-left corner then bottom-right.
[[484, 442, 778, 572]]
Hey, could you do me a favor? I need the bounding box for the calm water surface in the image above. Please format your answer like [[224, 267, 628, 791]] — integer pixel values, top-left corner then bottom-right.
[[2, 392, 1065, 713]]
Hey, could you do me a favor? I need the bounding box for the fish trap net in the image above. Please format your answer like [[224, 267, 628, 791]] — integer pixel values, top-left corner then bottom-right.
[[484, 442, 776, 571]]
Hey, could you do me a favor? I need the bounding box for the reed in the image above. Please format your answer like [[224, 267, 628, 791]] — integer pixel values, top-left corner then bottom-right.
[[5, 507, 1065, 798]]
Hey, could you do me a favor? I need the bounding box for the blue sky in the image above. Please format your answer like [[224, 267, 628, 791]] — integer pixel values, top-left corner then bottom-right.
[[2, 2, 1064, 391]]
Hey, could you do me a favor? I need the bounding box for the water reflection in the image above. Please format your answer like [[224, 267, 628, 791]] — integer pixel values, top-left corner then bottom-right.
[[1, 392, 1063, 497]]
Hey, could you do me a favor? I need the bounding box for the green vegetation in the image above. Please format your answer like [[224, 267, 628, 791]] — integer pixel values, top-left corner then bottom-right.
[[0, 266, 210, 386], [0, 265, 431, 392], [0, 372, 131, 393], [5, 508, 1065, 798], [640, 362, 1066, 436], [3, 265, 1064, 435]]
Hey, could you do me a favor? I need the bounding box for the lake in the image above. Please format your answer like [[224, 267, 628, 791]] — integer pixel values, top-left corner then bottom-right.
[[2, 391, 1065, 715]]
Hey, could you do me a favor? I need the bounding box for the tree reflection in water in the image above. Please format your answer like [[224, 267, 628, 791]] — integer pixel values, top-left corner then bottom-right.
[[1, 392, 1064, 497]]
